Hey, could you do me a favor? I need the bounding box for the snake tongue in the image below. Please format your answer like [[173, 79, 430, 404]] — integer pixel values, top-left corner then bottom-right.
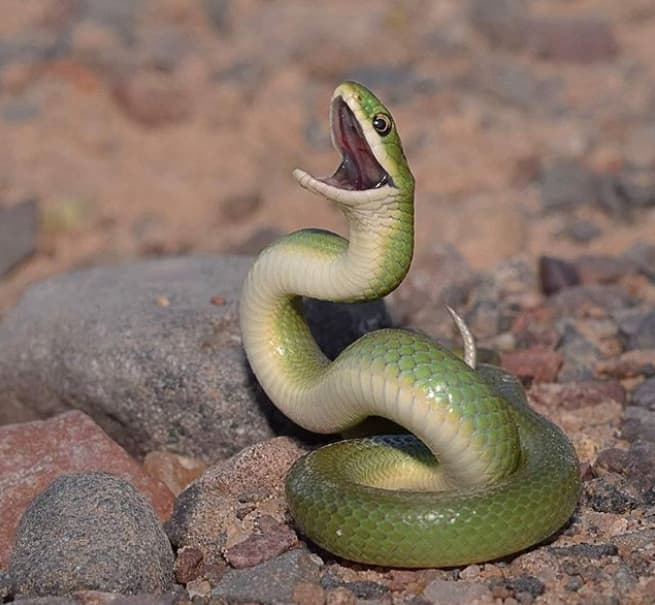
[[323, 97, 390, 191]]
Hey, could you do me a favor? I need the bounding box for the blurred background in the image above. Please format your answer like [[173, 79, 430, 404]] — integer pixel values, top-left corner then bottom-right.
[[1, 0, 654, 315]]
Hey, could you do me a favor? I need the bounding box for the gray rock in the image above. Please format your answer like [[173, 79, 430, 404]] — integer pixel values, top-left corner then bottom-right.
[[8, 472, 174, 597], [612, 529, 655, 557], [632, 377, 655, 410], [202, 0, 232, 33], [556, 326, 601, 383], [550, 284, 634, 317], [165, 437, 304, 564], [470, 1, 618, 63], [487, 576, 545, 601], [594, 448, 629, 475], [622, 407, 655, 444], [582, 475, 638, 514], [0, 256, 390, 461], [620, 310, 655, 350], [560, 219, 602, 243], [464, 299, 502, 340], [538, 256, 581, 296], [342, 65, 436, 104], [624, 441, 655, 497], [320, 575, 389, 599], [141, 28, 193, 73], [391, 243, 480, 339], [80, 0, 142, 43], [4, 591, 185, 605], [211, 548, 321, 604], [1, 598, 75, 605], [469, 0, 528, 50], [0, 570, 10, 600], [624, 242, 655, 281], [594, 173, 655, 218], [574, 255, 640, 287], [473, 255, 539, 304], [0, 592, 184, 605], [550, 543, 618, 559], [0, 199, 38, 277], [524, 17, 618, 63], [540, 159, 599, 212], [0, 33, 59, 69], [478, 61, 562, 110], [2, 99, 40, 123]]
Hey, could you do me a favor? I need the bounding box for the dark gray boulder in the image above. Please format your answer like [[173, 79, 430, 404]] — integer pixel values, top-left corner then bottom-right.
[[8, 472, 174, 597], [0, 255, 391, 461]]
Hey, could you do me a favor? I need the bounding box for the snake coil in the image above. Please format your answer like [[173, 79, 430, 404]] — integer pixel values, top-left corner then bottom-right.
[[240, 81, 580, 567]]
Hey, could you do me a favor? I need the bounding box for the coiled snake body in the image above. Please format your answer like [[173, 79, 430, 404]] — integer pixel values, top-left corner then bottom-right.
[[240, 82, 580, 567]]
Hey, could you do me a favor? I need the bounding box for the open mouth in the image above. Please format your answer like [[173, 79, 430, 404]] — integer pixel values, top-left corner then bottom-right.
[[322, 97, 391, 191]]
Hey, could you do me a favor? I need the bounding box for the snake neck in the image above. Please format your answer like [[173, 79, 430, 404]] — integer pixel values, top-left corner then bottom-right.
[[240, 181, 522, 488], [240, 187, 413, 420]]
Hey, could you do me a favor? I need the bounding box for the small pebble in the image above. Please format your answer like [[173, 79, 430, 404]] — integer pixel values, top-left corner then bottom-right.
[[501, 345, 563, 383], [538, 256, 581, 295], [632, 376, 655, 410], [293, 581, 327, 605], [224, 521, 298, 569], [174, 546, 204, 584], [325, 587, 356, 605], [186, 578, 211, 598]]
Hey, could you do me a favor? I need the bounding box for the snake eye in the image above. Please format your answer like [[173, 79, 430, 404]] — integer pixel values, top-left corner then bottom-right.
[[372, 113, 393, 136]]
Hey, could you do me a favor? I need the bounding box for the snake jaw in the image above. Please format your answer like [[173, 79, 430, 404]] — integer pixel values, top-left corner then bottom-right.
[[325, 96, 393, 191], [293, 95, 398, 205], [293, 168, 393, 204]]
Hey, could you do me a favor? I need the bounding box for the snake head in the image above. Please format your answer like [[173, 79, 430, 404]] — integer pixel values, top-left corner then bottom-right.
[[293, 81, 415, 206]]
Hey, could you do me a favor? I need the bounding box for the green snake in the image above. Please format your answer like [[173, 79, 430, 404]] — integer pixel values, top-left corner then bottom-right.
[[239, 81, 580, 567]]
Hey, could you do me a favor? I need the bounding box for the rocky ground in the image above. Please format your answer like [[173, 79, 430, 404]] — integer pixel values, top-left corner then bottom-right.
[[1, 1, 655, 604]]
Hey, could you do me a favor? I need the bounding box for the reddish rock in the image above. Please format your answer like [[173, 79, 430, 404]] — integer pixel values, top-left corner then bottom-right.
[[388, 570, 421, 592], [471, 4, 618, 63], [525, 17, 618, 63], [112, 71, 192, 127], [165, 437, 305, 565], [143, 450, 207, 496], [574, 255, 638, 286], [174, 545, 226, 586], [219, 191, 263, 224], [511, 154, 541, 186], [501, 346, 563, 383], [596, 350, 655, 379], [224, 520, 298, 569], [511, 307, 559, 345], [293, 582, 326, 605], [538, 256, 581, 296], [548, 284, 633, 318], [174, 545, 205, 584], [0, 410, 174, 568], [529, 380, 626, 411], [46, 60, 103, 93], [594, 448, 629, 476]]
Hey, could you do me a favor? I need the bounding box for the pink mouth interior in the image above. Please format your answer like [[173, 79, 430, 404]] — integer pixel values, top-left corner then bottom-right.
[[322, 97, 390, 191]]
